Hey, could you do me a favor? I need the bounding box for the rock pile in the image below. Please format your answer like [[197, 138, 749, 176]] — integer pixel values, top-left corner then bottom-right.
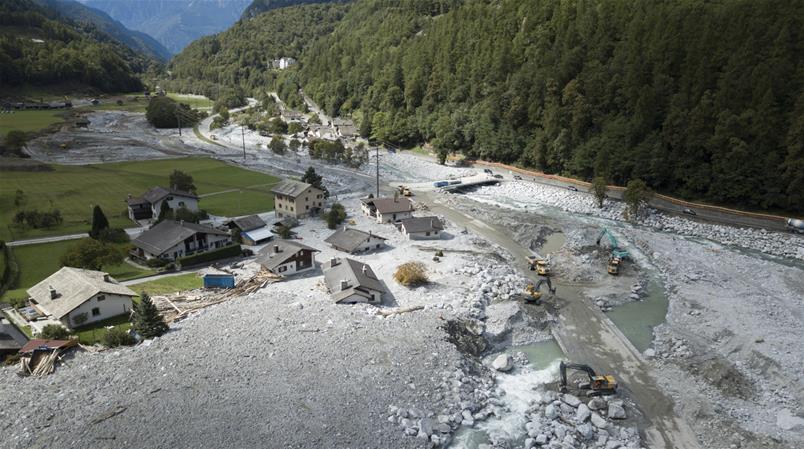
[[520, 390, 643, 449]]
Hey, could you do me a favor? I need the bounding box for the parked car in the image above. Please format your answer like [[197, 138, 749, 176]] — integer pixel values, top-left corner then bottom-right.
[[682, 208, 697, 216], [513, 175, 522, 180], [483, 168, 493, 174], [567, 185, 578, 192], [493, 174, 503, 179]]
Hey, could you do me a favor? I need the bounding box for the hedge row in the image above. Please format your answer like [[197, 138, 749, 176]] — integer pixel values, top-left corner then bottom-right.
[[177, 244, 241, 267], [0, 241, 20, 297]]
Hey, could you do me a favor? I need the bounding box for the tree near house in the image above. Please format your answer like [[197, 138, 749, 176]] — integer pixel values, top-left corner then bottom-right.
[[301, 166, 329, 198], [60, 239, 124, 271], [13, 189, 25, 208], [89, 205, 110, 239], [132, 292, 169, 339], [39, 324, 71, 340], [157, 200, 172, 223], [169, 170, 196, 193], [269, 135, 287, 154], [592, 177, 607, 208], [325, 203, 346, 229]]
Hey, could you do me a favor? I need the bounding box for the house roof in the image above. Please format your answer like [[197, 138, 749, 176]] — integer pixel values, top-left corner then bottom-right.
[[324, 228, 386, 253], [241, 226, 274, 243], [144, 186, 198, 203], [0, 322, 27, 351], [228, 215, 266, 232], [368, 197, 414, 214], [271, 180, 319, 198], [19, 338, 78, 354], [338, 125, 358, 137], [26, 267, 136, 320], [401, 216, 444, 234], [256, 239, 319, 270], [323, 258, 384, 302], [133, 220, 229, 256]]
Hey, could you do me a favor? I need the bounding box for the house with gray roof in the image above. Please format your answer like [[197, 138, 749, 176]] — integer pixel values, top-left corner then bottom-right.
[[226, 215, 273, 245], [0, 318, 27, 359], [361, 196, 414, 223], [271, 180, 325, 219], [324, 227, 386, 254], [256, 240, 319, 276], [399, 216, 444, 240], [26, 267, 136, 330], [132, 220, 232, 261], [126, 186, 199, 222], [322, 258, 384, 304]]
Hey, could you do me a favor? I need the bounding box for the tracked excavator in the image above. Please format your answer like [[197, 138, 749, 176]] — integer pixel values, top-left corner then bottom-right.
[[559, 361, 618, 395], [527, 255, 551, 276], [595, 228, 630, 275], [524, 278, 556, 304]]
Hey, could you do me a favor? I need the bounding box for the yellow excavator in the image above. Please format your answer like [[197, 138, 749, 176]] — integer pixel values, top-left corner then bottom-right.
[[527, 256, 550, 276], [397, 185, 413, 197], [559, 361, 618, 396], [524, 278, 556, 304]]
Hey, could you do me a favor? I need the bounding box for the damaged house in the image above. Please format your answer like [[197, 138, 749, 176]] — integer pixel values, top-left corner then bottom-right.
[[361, 196, 414, 223], [322, 258, 384, 304], [256, 240, 319, 276], [399, 216, 444, 240], [324, 227, 387, 254]]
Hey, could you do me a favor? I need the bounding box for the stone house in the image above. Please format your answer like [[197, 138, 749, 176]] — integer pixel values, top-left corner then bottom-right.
[[361, 196, 414, 223], [256, 240, 319, 276], [271, 180, 325, 219], [399, 216, 444, 240], [324, 227, 386, 254], [322, 258, 384, 304]]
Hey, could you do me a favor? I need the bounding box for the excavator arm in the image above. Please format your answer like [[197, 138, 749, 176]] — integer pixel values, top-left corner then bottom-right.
[[559, 361, 618, 395]]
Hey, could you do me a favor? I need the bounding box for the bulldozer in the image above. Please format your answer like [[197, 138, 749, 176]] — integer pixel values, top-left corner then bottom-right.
[[559, 361, 618, 396], [524, 278, 556, 304], [527, 255, 550, 276]]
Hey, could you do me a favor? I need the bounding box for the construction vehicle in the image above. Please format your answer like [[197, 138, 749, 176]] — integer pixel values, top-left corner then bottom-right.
[[559, 361, 618, 396], [397, 185, 413, 197], [527, 255, 550, 276], [524, 278, 556, 304], [787, 218, 804, 234], [596, 228, 630, 275]]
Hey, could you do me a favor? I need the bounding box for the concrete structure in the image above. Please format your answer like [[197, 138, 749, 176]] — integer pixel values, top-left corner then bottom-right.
[[399, 216, 444, 240], [271, 180, 325, 219], [322, 258, 384, 304], [256, 240, 319, 276], [126, 186, 199, 222], [361, 197, 414, 223], [26, 267, 136, 330], [132, 220, 232, 261], [324, 228, 386, 254]]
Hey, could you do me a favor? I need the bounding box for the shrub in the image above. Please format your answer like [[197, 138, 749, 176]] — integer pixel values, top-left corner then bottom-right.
[[434, 250, 444, 257], [287, 122, 304, 134], [0, 242, 20, 297], [3, 354, 21, 366], [97, 228, 129, 243], [394, 262, 428, 287], [60, 239, 124, 271], [102, 327, 135, 347], [13, 209, 63, 229], [325, 203, 347, 229], [39, 324, 71, 340], [177, 244, 241, 267], [145, 258, 168, 268]]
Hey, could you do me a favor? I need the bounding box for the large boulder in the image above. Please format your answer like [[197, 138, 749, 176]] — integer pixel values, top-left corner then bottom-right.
[[608, 402, 627, 419], [591, 412, 608, 428], [544, 403, 559, 420], [576, 423, 595, 440], [588, 397, 607, 411], [491, 353, 514, 372], [575, 403, 591, 422], [561, 394, 582, 408]]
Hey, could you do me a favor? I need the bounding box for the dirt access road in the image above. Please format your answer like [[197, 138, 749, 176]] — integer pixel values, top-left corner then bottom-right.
[[418, 190, 701, 449]]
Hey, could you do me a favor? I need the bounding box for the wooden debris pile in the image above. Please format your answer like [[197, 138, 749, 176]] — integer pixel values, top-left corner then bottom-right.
[[18, 338, 79, 377], [153, 269, 283, 323]]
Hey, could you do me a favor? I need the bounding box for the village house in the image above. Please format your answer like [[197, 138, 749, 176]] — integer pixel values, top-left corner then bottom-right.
[[25, 267, 136, 331], [226, 215, 273, 246], [322, 258, 384, 304], [399, 216, 444, 240], [272, 57, 297, 69], [0, 318, 27, 360], [361, 196, 415, 223], [271, 180, 325, 219], [256, 240, 319, 276], [131, 220, 232, 261], [324, 227, 387, 254], [126, 186, 199, 222], [336, 124, 358, 140]]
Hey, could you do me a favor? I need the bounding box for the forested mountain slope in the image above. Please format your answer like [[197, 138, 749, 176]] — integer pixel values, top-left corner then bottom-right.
[[298, 0, 803, 211], [82, 0, 252, 54], [0, 0, 146, 93], [34, 0, 171, 61], [241, 0, 347, 19], [167, 2, 349, 100]]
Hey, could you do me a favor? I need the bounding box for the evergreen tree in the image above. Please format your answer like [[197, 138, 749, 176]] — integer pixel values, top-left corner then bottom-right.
[[132, 292, 169, 339], [157, 201, 172, 222], [592, 177, 607, 208], [623, 179, 653, 220], [301, 166, 329, 198], [89, 205, 109, 239]]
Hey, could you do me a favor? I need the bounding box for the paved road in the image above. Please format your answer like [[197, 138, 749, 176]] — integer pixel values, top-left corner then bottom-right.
[[419, 191, 701, 449], [7, 226, 148, 247]]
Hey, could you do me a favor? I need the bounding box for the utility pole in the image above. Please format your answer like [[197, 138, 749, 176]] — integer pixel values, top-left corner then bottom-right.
[[376, 145, 380, 198], [176, 112, 182, 136], [241, 126, 246, 162]]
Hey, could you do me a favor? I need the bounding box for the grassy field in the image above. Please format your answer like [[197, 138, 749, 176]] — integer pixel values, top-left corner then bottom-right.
[[0, 110, 66, 137], [0, 157, 280, 241], [73, 313, 133, 345], [130, 273, 202, 296], [167, 93, 213, 110], [0, 239, 155, 305]]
